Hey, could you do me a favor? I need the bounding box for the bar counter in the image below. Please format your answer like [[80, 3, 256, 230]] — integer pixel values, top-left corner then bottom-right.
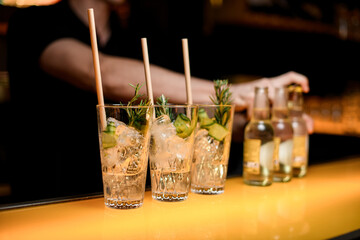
[[1, 157, 359, 240]]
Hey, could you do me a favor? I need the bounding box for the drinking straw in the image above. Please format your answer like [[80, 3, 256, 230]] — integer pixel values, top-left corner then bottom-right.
[[141, 38, 154, 105], [182, 38, 193, 104], [87, 8, 106, 129]]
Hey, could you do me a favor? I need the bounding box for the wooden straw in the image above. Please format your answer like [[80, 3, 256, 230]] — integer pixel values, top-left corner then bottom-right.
[[141, 38, 154, 105], [88, 8, 106, 129], [182, 38, 193, 104]]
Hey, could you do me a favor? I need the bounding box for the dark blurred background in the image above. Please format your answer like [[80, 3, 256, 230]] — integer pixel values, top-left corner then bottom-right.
[[1, 0, 360, 207]]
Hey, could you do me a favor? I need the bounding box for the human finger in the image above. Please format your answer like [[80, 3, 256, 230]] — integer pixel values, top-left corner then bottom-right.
[[273, 71, 310, 93], [302, 113, 314, 134]]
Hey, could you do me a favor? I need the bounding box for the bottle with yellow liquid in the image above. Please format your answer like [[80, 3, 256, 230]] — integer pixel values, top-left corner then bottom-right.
[[288, 85, 309, 177], [243, 87, 274, 186], [272, 87, 293, 182]]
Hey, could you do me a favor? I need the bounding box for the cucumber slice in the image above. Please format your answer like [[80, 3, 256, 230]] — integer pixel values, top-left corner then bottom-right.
[[176, 124, 188, 133], [177, 129, 190, 138], [104, 122, 116, 135], [199, 108, 206, 113], [179, 113, 190, 122], [174, 114, 190, 136], [177, 122, 196, 138], [198, 108, 215, 129], [174, 113, 190, 131], [200, 117, 215, 129], [102, 132, 117, 149], [208, 123, 229, 141], [174, 113, 196, 138], [174, 113, 190, 127], [198, 108, 209, 121]]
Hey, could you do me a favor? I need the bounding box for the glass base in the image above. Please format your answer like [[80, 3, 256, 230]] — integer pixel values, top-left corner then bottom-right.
[[152, 193, 188, 202], [104, 199, 143, 209], [191, 186, 224, 195], [273, 174, 292, 182], [293, 166, 307, 178], [243, 178, 272, 186]]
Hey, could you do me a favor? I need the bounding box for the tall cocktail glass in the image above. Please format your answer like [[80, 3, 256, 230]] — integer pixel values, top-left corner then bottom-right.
[[96, 104, 153, 209], [149, 105, 198, 201], [191, 104, 235, 194]]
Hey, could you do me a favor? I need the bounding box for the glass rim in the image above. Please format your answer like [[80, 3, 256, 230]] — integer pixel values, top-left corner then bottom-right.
[[96, 104, 199, 109], [195, 104, 234, 108], [152, 104, 198, 108], [96, 104, 152, 109]]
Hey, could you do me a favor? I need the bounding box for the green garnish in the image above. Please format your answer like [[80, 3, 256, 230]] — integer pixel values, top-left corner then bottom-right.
[[209, 79, 232, 127], [104, 121, 116, 135], [125, 83, 151, 131], [155, 94, 195, 138], [197, 80, 233, 141], [102, 83, 150, 149], [102, 122, 116, 149], [198, 108, 214, 129], [155, 94, 173, 120], [174, 113, 196, 138], [102, 132, 117, 149]]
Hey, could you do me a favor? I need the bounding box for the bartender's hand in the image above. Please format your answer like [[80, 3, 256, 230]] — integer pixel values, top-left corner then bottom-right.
[[231, 71, 314, 134], [302, 113, 314, 134]]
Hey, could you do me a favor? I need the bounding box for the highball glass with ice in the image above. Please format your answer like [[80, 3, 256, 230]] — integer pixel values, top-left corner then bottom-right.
[[97, 104, 153, 209], [149, 105, 198, 201], [191, 104, 234, 194]]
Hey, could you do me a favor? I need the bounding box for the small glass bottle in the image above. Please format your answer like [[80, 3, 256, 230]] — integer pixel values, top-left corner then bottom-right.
[[243, 87, 274, 186], [272, 87, 293, 182], [288, 85, 309, 177]]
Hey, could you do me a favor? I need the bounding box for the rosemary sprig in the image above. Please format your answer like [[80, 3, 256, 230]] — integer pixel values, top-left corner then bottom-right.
[[209, 79, 232, 127], [126, 83, 151, 131], [155, 94, 173, 120]]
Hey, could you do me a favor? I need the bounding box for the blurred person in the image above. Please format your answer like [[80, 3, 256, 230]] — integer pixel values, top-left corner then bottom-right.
[[6, 0, 312, 201]]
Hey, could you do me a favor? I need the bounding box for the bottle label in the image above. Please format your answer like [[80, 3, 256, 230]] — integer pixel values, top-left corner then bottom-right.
[[243, 139, 261, 174], [273, 137, 281, 171], [292, 135, 307, 167], [279, 139, 293, 166]]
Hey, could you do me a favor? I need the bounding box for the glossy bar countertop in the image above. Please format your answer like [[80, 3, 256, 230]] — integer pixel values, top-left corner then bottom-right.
[[1, 158, 360, 240]]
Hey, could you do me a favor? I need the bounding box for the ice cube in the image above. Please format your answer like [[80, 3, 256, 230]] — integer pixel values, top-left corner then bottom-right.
[[167, 135, 191, 160], [154, 114, 171, 125], [150, 114, 193, 171], [102, 123, 145, 173], [116, 125, 143, 146], [195, 129, 209, 140], [150, 115, 177, 164], [103, 146, 121, 167], [193, 129, 223, 165], [107, 117, 125, 127], [151, 115, 176, 141]]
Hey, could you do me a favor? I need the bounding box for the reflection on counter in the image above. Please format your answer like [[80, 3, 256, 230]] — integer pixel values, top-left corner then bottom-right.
[[237, 180, 309, 239], [1, 157, 360, 240]]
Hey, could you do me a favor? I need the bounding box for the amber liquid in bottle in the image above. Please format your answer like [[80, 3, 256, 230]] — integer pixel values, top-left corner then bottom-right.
[[243, 87, 274, 186], [272, 87, 293, 182], [288, 85, 309, 177]]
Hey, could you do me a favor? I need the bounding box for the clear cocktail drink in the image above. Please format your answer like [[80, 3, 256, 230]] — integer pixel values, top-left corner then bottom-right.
[[191, 105, 234, 194], [149, 105, 198, 201], [97, 104, 152, 209]]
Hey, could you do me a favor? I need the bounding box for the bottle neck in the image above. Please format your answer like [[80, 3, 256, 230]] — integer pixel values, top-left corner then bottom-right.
[[272, 108, 290, 120], [289, 109, 303, 118], [288, 87, 304, 118], [253, 108, 270, 121], [272, 87, 289, 120], [252, 87, 270, 121]]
